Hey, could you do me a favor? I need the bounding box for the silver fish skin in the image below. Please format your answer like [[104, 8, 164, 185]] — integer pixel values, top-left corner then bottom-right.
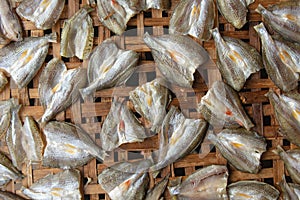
[[144, 33, 209, 88], [21, 169, 82, 200], [142, 0, 170, 10], [150, 106, 208, 172], [280, 175, 300, 200], [145, 174, 169, 200], [38, 58, 87, 125], [16, 0, 65, 30], [0, 151, 22, 186], [0, 191, 25, 200], [60, 6, 93, 60], [217, 0, 254, 29], [0, 33, 57, 88], [168, 165, 228, 200], [228, 180, 280, 200], [266, 90, 300, 147], [80, 39, 139, 99], [254, 22, 298, 92], [274, 145, 300, 185], [169, 0, 215, 41], [208, 128, 266, 174], [256, 2, 300, 44], [42, 121, 107, 169], [211, 28, 263, 91], [129, 79, 170, 133], [0, 98, 15, 139], [21, 116, 44, 162], [100, 100, 147, 151], [198, 81, 254, 130]]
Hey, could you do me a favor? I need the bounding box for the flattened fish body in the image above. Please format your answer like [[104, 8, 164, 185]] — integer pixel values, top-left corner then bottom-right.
[[169, 0, 215, 41], [228, 180, 280, 200], [145, 174, 169, 200], [208, 128, 266, 173], [198, 81, 254, 130], [0, 151, 22, 186], [211, 28, 263, 91], [42, 121, 106, 169], [280, 175, 300, 200], [0, 33, 57, 88], [144, 33, 209, 87], [60, 6, 93, 59], [254, 22, 298, 92], [168, 165, 228, 200], [0, 191, 25, 200], [16, 0, 65, 30], [80, 39, 139, 99], [21, 169, 82, 200], [0, 98, 14, 139]]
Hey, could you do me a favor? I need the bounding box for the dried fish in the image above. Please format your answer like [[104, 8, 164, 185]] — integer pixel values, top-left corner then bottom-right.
[[168, 165, 228, 199], [208, 128, 266, 173], [38, 58, 87, 125], [144, 33, 209, 87], [211, 28, 263, 91], [16, 0, 65, 30], [274, 145, 300, 184], [21, 116, 44, 162], [0, 191, 25, 200], [0, 151, 22, 186], [0, 71, 8, 91], [145, 174, 169, 200], [169, 0, 215, 41], [100, 100, 147, 151], [256, 2, 300, 43], [266, 90, 300, 147], [60, 6, 93, 59], [280, 175, 300, 200], [0, 98, 14, 139], [198, 81, 254, 130], [21, 169, 82, 199], [150, 106, 208, 172], [42, 121, 106, 169], [0, 33, 57, 88], [228, 180, 280, 200], [129, 79, 170, 133], [254, 23, 298, 92], [80, 39, 139, 99], [0, 0, 22, 46]]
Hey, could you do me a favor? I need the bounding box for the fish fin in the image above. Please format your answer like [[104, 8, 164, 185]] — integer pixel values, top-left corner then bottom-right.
[[46, 32, 57, 43], [231, 142, 244, 148], [255, 4, 266, 14], [152, 170, 161, 178], [245, 0, 255, 6], [236, 193, 253, 198]]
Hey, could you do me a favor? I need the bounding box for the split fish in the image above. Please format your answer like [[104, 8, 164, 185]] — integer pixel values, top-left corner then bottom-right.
[[168, 165, 228, 200], [42, 121, 107, 169], [0, 151, 22, 186], [0, 191, 25, 200], [38, 58, 87, 125], [254, 22, 298, 92], [145, 174, 169, 200], [144, 33, 209, 88], [228, 180, 280, 200], [129, 79, 170, 133], [80, 38, 139, 99], [16, 0, 65, 30], [198, 81, 254, 130], [208, 128, 266, 173], [60, 6, 93, 59], [169, 0, 215, 41], [0, 33, 57, 88], [211, 28, 263, 91], [280, 175, 300, 200], [21, 169, 82, 200], [0, 98, 15, 139]]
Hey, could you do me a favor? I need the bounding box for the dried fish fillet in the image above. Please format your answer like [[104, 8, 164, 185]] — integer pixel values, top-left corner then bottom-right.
[[129, 79, 170, 133], [198, 81, 254, 130], [42, 121, 106, 169], [208, 128, 266, 173], [211, 28, 263, 91], [0, 33, 57, 88], [145, 174, 169, 200], [168, 165, 228, 199], [254, 23, 298, 92], [280, 175, 300, 200], [150, 106, 208, 172], [100, 100, 147, 151], [60, 6, 93, 59], [16, 0, 65, 30], [0, 191, 25, 200], [228, 180, 280, 200], [38, 58, 87, 125], [80, 39, 139, 99], [217, 0, 254, 29], [144, 33, 209, 87], [0, 151, 22, 186], [0, 98, 14, 139], [21, 169, 82, 200], [256, 2, 300, 43], [169, 0, 215, 41]]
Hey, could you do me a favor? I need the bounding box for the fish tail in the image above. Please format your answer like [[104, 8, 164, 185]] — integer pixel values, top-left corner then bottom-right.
[[255, 4, 266, 15], [83, 5, 94, 13], [46, 32, 58, 43], [79, 88, 89, 100], [168, 177, 182, 196], [246, 0, 255, 6], [253, 22, 267, 36], [272, 145, 285, 155]]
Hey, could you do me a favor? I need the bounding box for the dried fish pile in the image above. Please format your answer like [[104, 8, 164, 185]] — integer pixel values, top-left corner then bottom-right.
[[0, 0, 299, 199]]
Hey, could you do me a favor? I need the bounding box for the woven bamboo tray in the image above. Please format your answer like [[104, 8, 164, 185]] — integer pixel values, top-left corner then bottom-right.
[[0, 0, 297, 199]]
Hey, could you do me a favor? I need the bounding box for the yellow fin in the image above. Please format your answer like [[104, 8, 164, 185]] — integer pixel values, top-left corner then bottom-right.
[[20, 50, 28, 59], [231, 142, 244, 148], [292, 109, 300, 121], [236, 193, 252, 198], [229, 51, 242, 63], [279, 50, 290, 62], [64, 144, 78, 154], [146, 96, 152, 106], [40, 0, 51, 8], [51, 83, 61, 93], [192, 5, 200, 16], [284, 14, 297, 21], [51, 191, 62, 197]]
